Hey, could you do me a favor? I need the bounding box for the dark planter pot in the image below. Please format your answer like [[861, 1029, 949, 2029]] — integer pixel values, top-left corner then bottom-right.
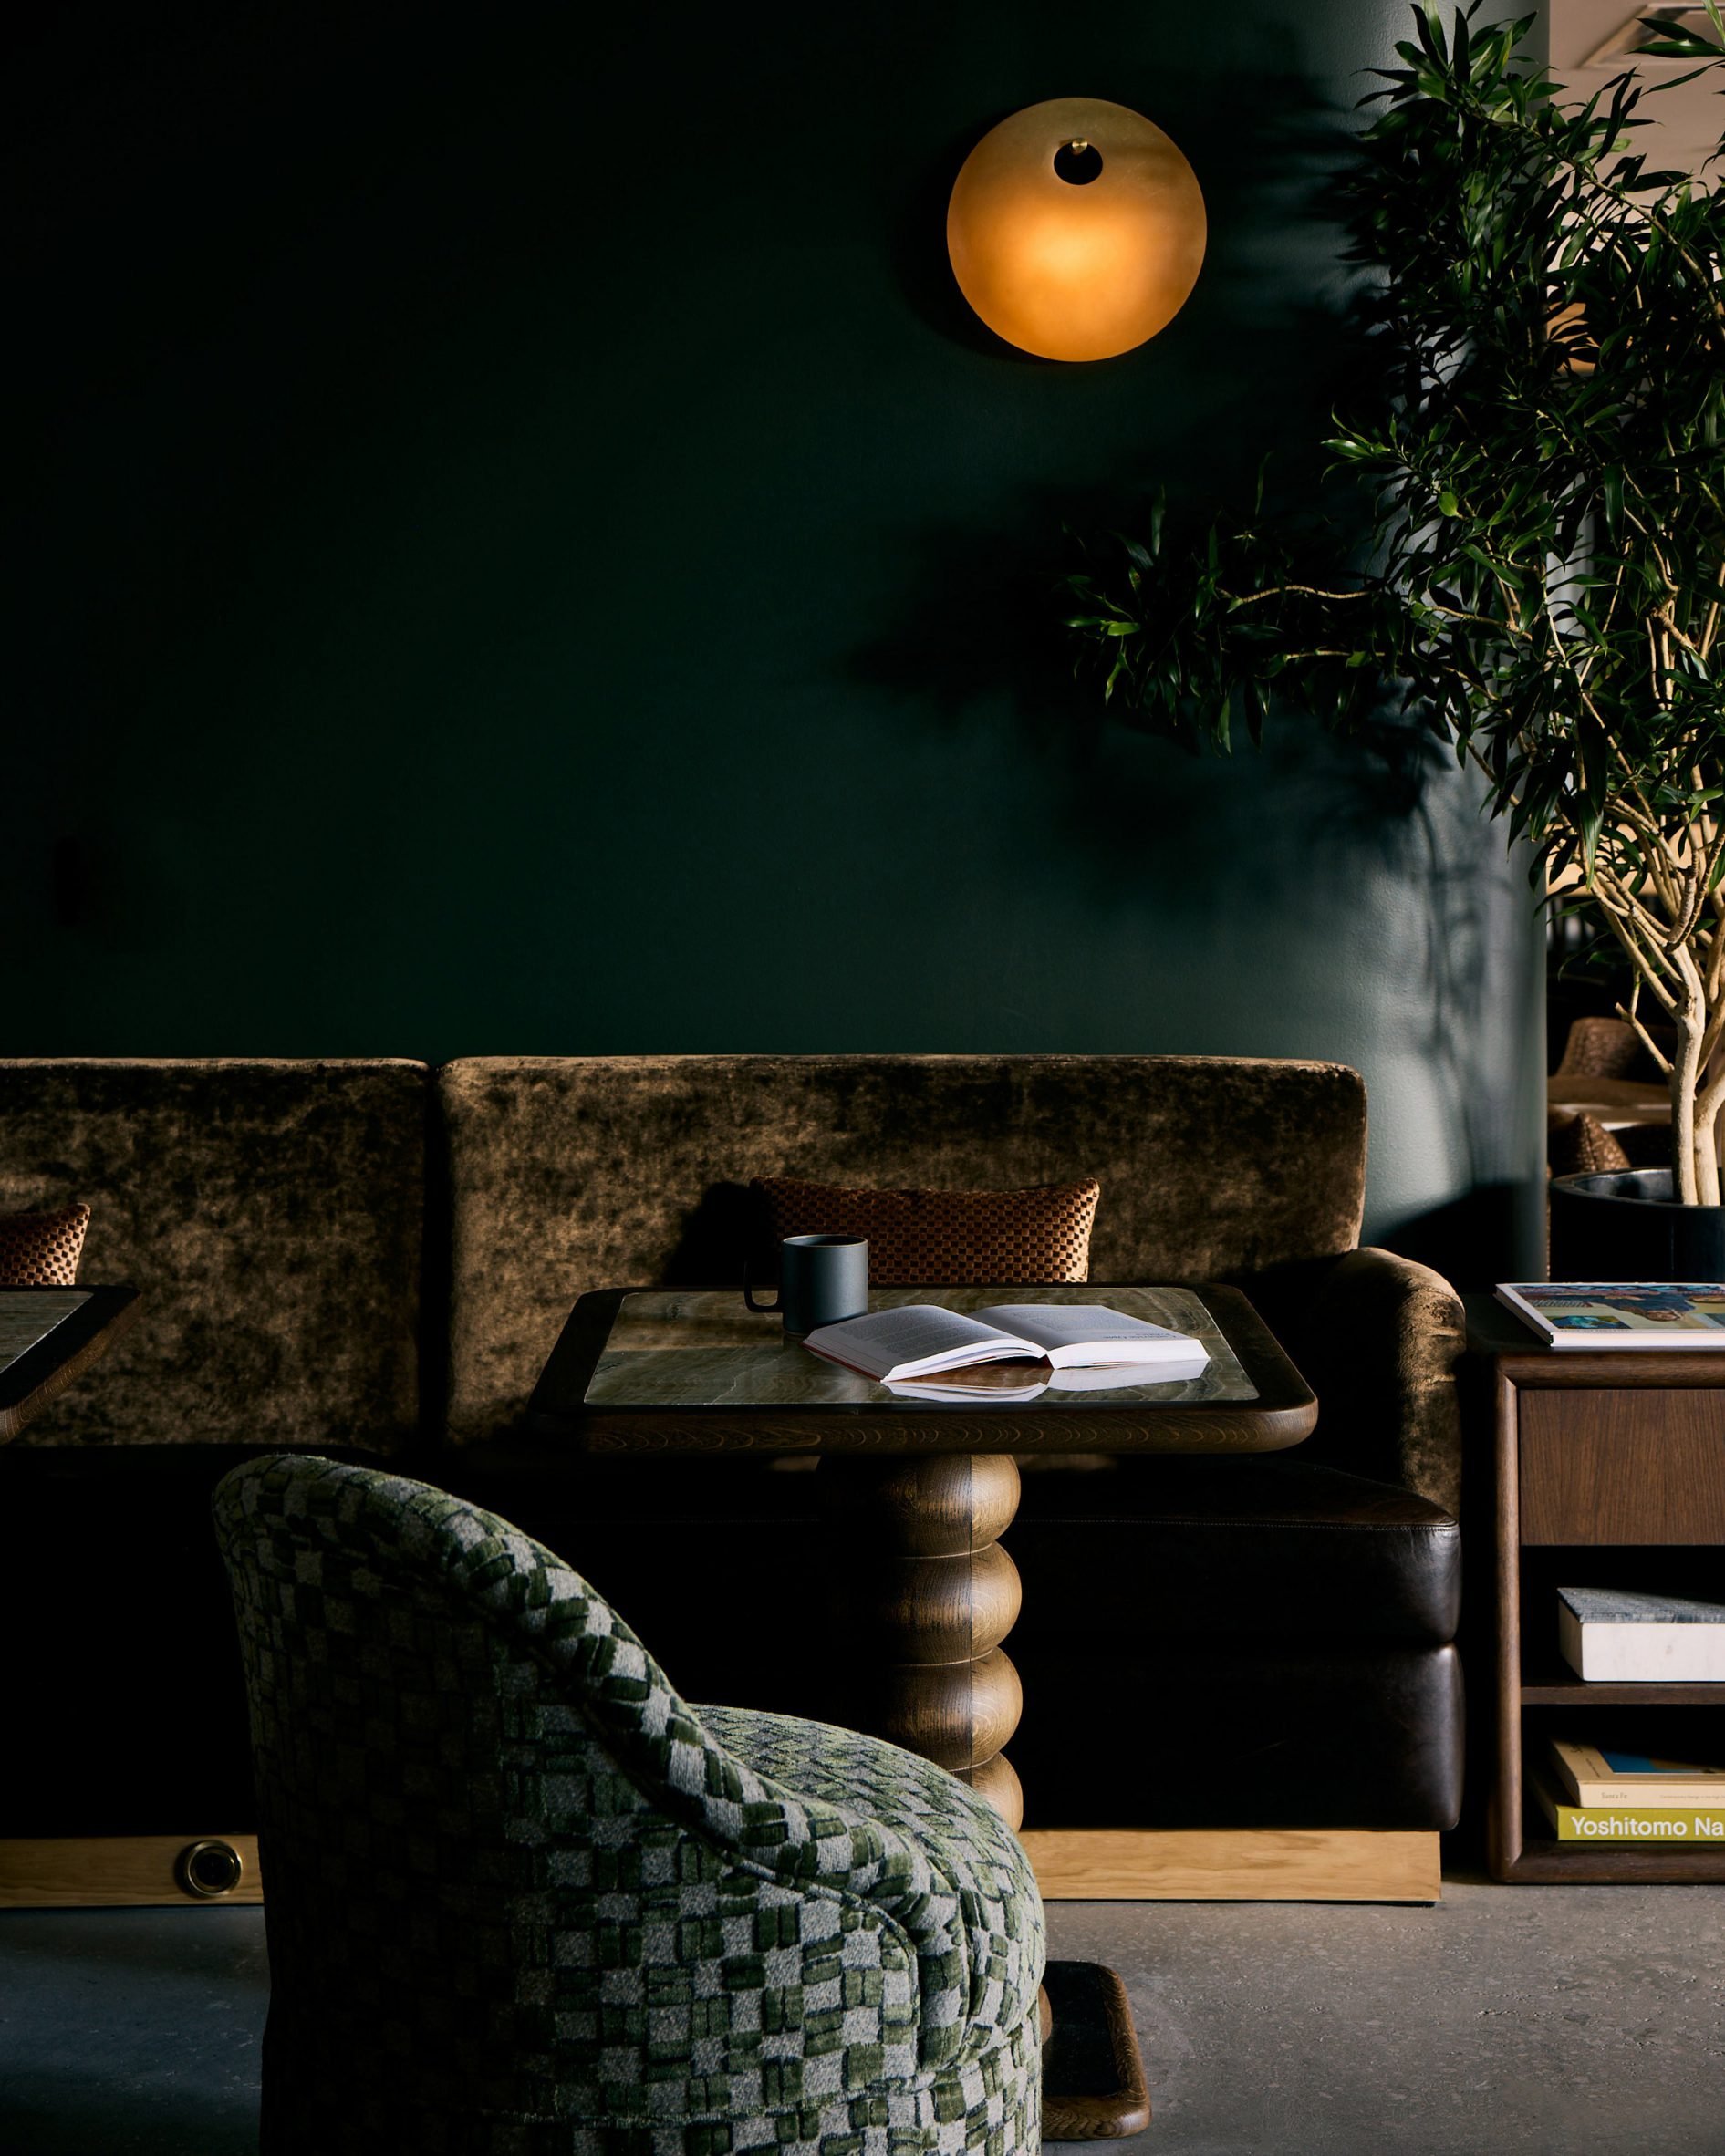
[[1550, 1168, 1725, 1282]]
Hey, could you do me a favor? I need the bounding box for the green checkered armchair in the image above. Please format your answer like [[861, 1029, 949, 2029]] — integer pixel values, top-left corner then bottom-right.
[[214, 1456, 1044, 2156]]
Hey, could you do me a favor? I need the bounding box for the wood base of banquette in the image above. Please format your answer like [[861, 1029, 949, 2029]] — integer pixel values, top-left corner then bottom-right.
[[0, 1834, 263, 1908], [0, 1828, 1439, 1907], [1021, 1827, 1441, 1903]]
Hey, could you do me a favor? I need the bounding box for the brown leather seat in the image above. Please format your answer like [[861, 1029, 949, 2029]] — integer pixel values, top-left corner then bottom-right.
[[1006, 1456, 1463, 1830], [1012, 1642, 1463, 1829], [1011, 1456, 1459, 1644]]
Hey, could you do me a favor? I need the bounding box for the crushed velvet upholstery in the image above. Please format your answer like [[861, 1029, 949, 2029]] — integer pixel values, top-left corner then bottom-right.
[[440, 1054, 1366, 1446], [216, 1455, 1044, 2155], [0, 1049, 1460, 1499], [1248, 1248, 1466, 1513], [0, 1061, 428, 1452]]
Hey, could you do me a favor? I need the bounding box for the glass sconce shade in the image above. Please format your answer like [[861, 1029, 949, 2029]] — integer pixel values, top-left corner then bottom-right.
[[946, 98, 1206, 361]]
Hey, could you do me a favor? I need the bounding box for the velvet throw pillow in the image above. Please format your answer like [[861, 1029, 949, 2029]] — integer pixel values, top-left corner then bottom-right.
[[753, 1175, 1099, 1287], [0, 1202, 91, 1287]]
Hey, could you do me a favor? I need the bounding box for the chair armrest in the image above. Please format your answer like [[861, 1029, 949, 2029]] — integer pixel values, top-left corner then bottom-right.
[[436, 1503, 999, 2069], [1256, 1247, 1465, 1513], [581, 1669, 1000, 2070], [699, 1703, 1044, 2073]]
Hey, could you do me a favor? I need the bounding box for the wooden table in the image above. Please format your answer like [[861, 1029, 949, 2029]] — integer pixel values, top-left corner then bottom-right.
[[1467, 1295, 1725, 1882], [525, 1282, 1313, 2142], [0, 1286, 140, 1441], [526, 1284, 1315, 1831]]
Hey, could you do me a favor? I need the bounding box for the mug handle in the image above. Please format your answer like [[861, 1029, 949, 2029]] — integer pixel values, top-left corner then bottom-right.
[[743, 1260, 781, 1314]]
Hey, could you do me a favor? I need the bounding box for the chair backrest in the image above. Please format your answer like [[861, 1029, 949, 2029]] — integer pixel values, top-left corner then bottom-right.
[[0, 1059, 429, 1450], [213, 1454, 723, 2143], [217, 1454, 1035, 2147], [438, 1052, 1367, 1442]]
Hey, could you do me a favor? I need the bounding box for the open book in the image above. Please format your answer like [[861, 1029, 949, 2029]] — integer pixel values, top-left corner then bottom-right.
[[882, 1357, 1212, 1403], [801, 1302, 1208, 1385]]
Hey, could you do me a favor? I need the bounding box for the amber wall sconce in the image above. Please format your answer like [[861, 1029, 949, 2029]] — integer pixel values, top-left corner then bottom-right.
[[946, 97, 1206, 362]]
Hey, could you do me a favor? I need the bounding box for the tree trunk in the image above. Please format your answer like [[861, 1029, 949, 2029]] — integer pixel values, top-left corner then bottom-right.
[[1694, 1062, 1725, 1210], [1697, 1112, 1723, 1209], [1673, 1018, 1706, 1206]]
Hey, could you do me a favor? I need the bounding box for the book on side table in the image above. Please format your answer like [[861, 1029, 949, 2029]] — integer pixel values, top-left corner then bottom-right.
[[801, 1301, 1208, 1387], [1496, 1280, 1725, 1345]]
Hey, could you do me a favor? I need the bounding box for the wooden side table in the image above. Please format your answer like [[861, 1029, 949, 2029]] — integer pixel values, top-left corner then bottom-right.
[[1468, 1297, 1725, 1881]]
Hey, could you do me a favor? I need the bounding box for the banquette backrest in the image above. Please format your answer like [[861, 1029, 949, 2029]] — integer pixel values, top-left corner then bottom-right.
[[0, 1059, 429, 1451], [437, 1053, 1366, 1445], [1, 1053, 1367, 1453]]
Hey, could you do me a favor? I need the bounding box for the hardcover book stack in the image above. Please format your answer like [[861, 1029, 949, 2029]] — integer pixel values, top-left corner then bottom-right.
[[1534, 1585, 1725, 1844], [1534, 1738, 1725, 1845]]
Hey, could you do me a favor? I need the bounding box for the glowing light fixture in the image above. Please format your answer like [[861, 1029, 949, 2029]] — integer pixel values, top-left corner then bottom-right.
[[946, 98, 1206, 362]]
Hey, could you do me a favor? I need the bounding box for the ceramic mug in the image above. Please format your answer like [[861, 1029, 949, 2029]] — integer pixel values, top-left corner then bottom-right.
[[744, 1234, 869, 1335]]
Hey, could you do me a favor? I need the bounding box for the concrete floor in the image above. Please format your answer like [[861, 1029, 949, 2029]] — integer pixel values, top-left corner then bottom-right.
[[2, 1885, 1723, 2154]]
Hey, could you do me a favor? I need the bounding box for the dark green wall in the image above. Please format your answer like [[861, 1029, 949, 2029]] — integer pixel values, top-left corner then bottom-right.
[[9, 2, 1545, 1272]]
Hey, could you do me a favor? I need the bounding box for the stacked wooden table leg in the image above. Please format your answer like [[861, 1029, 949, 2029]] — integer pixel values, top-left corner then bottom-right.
[[825, 1451, 1149, 2140], [825, 1453, 1025, 1828]]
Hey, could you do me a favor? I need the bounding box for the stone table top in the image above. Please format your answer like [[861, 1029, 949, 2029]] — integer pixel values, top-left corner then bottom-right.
[[522, 1283, 1316, 1456], [0, 1285, 141, 1442], [0, 1290, 88, 1377], [584, 1286, 1257, 1410]]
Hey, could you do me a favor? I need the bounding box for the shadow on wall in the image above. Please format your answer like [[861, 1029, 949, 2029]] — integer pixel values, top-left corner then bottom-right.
[[852, 44, 1448, 859], [849, 38, 1543, 1277], [1383, 1183, 1533, 1288]]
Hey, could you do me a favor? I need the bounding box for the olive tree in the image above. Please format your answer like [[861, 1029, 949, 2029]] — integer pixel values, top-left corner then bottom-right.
[[1065, 4, 1725, 1201]]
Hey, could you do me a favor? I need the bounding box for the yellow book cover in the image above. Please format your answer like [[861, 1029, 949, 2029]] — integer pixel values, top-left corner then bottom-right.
[[1533, 1774, 1725, 1843]]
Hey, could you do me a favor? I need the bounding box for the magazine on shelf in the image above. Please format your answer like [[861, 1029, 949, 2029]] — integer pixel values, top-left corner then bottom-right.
[[1558, 1585, 1725, 1683], [1547, 1736, 1725, 1809], [801, 1302, 1208, 1386], [1495, 1280, 1725, 1347]]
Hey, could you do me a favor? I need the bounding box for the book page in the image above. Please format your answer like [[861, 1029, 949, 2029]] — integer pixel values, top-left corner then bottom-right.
[[974, 1303, 1200, 1357], [1047, 1356, 1211, 1392], [802, 1305, 1031, 1379]]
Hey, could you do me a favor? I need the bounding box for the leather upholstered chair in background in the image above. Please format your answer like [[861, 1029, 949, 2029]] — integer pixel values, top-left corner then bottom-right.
[[213, 1454, 1044, 2156]]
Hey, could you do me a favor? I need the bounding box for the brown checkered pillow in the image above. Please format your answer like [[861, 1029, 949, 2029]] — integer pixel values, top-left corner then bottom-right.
[[0, 1202, 91, 1287], [753, 1176, 1098, 1286]]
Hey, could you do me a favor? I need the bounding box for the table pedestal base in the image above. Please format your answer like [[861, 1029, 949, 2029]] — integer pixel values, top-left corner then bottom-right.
[[1040, 1960, 1150, 2141], [824, 1453, 1024, 1829]]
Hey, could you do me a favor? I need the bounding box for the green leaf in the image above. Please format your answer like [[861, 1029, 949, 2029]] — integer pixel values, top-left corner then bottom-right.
[[1055, 0, 1725, 1044]]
